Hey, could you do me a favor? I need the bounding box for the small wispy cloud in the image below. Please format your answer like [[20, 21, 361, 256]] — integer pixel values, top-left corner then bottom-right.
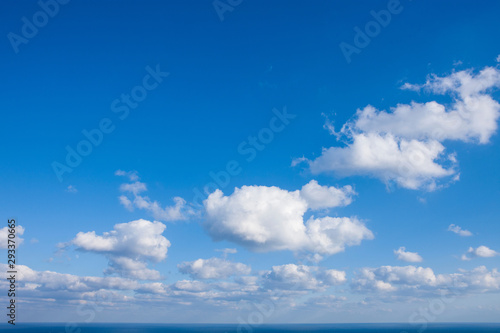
[[116, 170, 195, 222], [66, 185, 78, 193], [448, 224, 473, 237], [394, 247, 423, 263], [115, 169, 139, 181]]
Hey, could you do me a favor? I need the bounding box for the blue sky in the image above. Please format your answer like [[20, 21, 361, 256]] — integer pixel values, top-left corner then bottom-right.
[[1, 0, 500, 325]]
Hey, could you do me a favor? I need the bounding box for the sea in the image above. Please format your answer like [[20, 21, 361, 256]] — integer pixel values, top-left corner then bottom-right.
[[1, 323, 499, 333]]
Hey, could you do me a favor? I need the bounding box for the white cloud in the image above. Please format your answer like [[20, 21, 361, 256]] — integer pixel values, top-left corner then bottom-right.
[[115, 169, 139, 181], [352, 265, 441, 293], [496, 54, 500, 63], [3, 261, 500, 317], [303, 295, 347, 308], [0, 263, 176, 305], [104, 256, 162, 280], [351, 265, 500, 296], [0, 225, 24, 249], [203, 183, 372, 256], [461, 246, 499, 261], [300, 66, 500, 190], [317, 269, 347, 285], [120, 181, 147, 195], [448, 224, 473, 236], [394, 247, 423, 263], [354, 74, 500, 144], [119, 195, 133, 211], [261, 264, 346, 291], [215, 248, 237, 255], [262, 264, 321, 291], [116, 171, 194, 222], [71, 219, 170, 280], [307, 133, 455, 191], [178, 257, 251, 279], [305, 216, 374, 255], [204, 185, 308, 252], [173, 280, 210, 292], [133, 195, 192, 222], [66, 185, 78, 193], [300, 180, 356, 210]]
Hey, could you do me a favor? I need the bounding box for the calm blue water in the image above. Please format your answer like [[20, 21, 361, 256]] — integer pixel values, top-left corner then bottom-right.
[[1, 323, 499, 333]]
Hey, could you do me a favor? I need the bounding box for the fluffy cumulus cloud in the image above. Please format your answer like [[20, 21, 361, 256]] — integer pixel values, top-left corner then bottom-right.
[[351, 265, 500, 295], [394, 247, 423, 263], [461, 246, 499, 261], [352, 265, 440, 293], [305, 216, 374, 255], [178, 257, 251, 279], [299, 66, 500, 190], [70, 219, 170, 280], [308, 133, 455, 190], [448, 224, 473, 236], [261, 264, 346, 291], [299, 180, 356, 210], [203, 182, 372, 257], [116, 170, 194, 222], [0, 225, 24, 249]]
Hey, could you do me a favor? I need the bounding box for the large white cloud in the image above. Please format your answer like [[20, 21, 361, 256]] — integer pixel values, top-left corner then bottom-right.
[[71, 219, 170, 280], [178, 257, 251, 279], [394, 247, 423, 263], [308, 133, 456, 190], [461, 246, 499, 261], [203, 183, 372, 256], [300, 66, 500, 190]]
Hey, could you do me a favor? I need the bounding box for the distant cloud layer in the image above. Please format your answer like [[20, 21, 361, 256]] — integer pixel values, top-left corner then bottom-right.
[[3, 262, 500, 311], [351, 265, 500, 296]]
